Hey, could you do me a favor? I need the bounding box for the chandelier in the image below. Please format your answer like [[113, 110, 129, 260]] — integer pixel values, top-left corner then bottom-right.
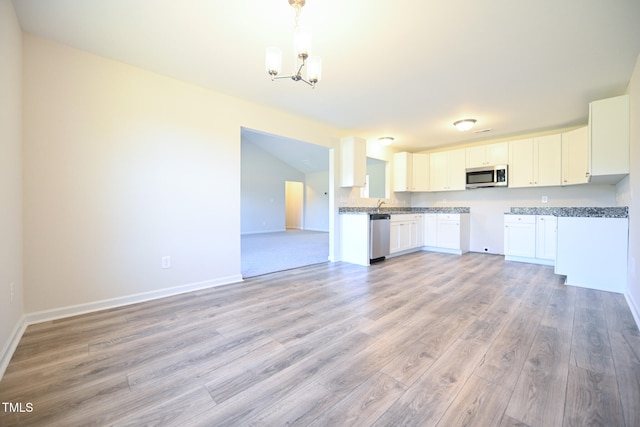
[[265, 0, 322, 88]]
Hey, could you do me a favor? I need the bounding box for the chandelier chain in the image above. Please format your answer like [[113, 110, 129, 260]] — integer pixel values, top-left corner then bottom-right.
[[294, 4, 301, 30]]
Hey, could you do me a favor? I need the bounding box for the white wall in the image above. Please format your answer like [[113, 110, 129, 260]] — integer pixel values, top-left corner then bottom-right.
[[625, 53, 640, 325], [0, 0, 24, 377], [241, 141, 304, 234], [412, 184, 618, 254], [21, 34, 344, 316]]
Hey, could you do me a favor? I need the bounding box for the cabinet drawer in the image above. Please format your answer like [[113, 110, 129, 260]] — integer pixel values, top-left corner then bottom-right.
[[437, 213, 460, 221], [504, 215, 536, 224], [391, 214, 422, 222]]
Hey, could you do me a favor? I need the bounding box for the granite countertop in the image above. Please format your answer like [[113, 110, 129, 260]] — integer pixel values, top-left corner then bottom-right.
[[339, 207, 471, 215], [507, 206, 628, 218]]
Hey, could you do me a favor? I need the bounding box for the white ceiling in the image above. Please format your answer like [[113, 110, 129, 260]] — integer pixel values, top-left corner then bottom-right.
[[13, 0, 640, 152]]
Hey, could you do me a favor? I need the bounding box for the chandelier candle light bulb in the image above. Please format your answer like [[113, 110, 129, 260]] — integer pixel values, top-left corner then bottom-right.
[[294, 28, 312, 58], [266, 47, 283, 77]]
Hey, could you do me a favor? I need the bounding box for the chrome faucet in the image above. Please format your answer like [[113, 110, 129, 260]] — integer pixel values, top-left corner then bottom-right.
[[376, 199, 386, 212]]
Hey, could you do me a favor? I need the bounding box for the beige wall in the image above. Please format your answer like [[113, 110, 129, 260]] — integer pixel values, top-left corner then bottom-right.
[[0, 0, 24, 374], [626, 53, 640, 323], [22, 35, 344, 314]]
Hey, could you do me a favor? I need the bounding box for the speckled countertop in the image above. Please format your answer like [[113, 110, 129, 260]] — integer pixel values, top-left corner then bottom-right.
[[507, 206, 628, 218], [339, 207, 470, 215]]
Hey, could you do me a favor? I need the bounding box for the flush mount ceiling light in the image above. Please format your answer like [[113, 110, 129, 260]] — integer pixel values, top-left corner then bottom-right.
[[378, 136, 395, 146], [453, 119, 477, 131], [266, 0, 322, 88]]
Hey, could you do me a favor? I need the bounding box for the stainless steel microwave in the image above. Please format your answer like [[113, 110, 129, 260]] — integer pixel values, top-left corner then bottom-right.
[[465, 165, 508, 188]]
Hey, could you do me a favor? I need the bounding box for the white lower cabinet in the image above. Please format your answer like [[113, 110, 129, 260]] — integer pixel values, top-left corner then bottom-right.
[[390, 214, 423, 254], [340, 214, 370, 266], [423, 213, 470, 255], [555, 217, 628, 293], [535, 215, 557, 260], [504, 214, 556, 265]]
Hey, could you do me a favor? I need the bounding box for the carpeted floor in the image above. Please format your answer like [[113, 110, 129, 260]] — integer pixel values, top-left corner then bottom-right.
[[241, 229, 330, 277]]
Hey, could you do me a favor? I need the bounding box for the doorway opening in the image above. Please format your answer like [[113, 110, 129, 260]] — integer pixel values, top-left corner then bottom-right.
[[240, 128, 331, 278], [285, 181, 304, 230]]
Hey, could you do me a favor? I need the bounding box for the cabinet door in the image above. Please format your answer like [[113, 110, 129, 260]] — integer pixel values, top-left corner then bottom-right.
[[590, 95, 630, 177], [536, 215, 557, 260], [504, 215, 536, 257], [340, 137, 367, 187], [389, 222, 402, 253], [437, 219, 461, 250], [393, 152, 412, 192], [465, 146, 487, 168], [447, 149, 466, 191], [399, 222, 413, 251], [534, 134, 562, 187], [429, 152, 448, 191], [424, 214, 438, 246], [508, 139, 534, 188], [412, 154, 430, 192], [486, 142, 509, 166], [411, 215, 424, 247], [562, 127, 590, 185]]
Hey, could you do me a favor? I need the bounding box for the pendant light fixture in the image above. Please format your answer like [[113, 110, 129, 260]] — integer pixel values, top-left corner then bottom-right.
[[266, 0, 322, 88]]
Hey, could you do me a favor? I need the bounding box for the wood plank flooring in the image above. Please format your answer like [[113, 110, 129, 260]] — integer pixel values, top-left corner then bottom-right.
[[1, 251, 639, 426]]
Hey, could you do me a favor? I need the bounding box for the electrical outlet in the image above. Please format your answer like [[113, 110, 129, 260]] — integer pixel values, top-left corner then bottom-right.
[[10, 282, 14, 304], [541, 196, 548, 203], [161, 256, 171, 269]]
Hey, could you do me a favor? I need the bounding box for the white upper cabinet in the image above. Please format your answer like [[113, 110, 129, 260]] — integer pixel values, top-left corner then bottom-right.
[[589, 94, 629, 183], [465, 142, 508, 168], [508, 135, 561, 188], [340, 136, 367, 187], [535, 135, 562, 187], [429, 148, 465, 192], [561, 126, 590, 185], [393, 152, 429, 192]]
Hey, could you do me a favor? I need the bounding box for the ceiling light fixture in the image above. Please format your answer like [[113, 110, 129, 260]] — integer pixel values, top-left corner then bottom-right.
[[378, 136, 394, 146], [453, 119, 477, 131], [266, 0, 322, 88]]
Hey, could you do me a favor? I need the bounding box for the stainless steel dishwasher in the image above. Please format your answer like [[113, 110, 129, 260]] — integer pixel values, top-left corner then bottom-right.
[[369, 213, 391, 263]]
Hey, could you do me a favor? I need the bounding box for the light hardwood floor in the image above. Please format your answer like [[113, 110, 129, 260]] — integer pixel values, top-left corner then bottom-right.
[[1, 251, 639, 426]]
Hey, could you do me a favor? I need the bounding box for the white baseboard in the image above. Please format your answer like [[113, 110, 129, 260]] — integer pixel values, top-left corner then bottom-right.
[[422, 246, 465, 256], [241, 229, 285, 235], [626, 290, 640, 331], [0, 315, 28, 381], [0, 274, 243, 381], [504, 255, 555, 266]]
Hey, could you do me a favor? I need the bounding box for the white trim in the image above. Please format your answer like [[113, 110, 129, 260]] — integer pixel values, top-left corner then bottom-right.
[[422, 246, 465, 256], [0, 275, 242, 381], [0, 315, 28, 381], [25, 275, 243, 325], [504, 255, 555, 266], [626, 290, 640, 331], [241, 229, 286, 235]]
